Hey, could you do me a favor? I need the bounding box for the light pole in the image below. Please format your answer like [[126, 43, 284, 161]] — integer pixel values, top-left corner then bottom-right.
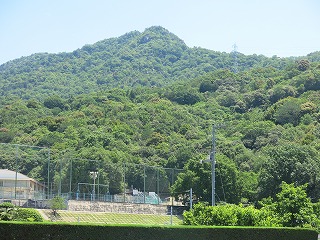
[[90, 171, 98, 201]]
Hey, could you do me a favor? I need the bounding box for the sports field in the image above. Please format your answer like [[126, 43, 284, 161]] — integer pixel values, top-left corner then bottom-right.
[[40, 209, 183, 225]]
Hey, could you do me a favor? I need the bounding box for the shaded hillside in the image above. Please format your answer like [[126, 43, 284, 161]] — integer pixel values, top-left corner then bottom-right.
[[1, 26, 315, 102]]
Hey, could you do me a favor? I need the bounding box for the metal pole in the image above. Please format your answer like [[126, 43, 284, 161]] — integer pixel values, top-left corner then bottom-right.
[[97, 163, 100, 200], [190, 188, 193, 210], [14, 145, 18, 199], [47, 148, 50, 199], [157, 168, 160, 204], [170, 196, 173, 225], [211, 125, 216, 206], [123, 162, 126, 202], [143, 164, 146, 203], [51, 182, 53, 198], [171, 169, 174, 187], [93, 174, 96, 201], [58, 157, 62, 196], [69, 158, 72, 199]]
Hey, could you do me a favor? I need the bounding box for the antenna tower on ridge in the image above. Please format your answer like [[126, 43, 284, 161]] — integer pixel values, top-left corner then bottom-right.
[[232, 43, 238, 73]]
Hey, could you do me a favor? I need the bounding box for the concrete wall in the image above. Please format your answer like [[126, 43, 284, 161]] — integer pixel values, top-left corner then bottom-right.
[[68, 200, 168, 215]]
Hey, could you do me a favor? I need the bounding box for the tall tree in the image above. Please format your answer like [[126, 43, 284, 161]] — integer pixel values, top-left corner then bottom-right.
[[258, 144, 320, 201]]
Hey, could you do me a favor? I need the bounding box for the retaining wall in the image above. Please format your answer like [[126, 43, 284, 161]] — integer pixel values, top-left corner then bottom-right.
[[68, 200, 168, 215]]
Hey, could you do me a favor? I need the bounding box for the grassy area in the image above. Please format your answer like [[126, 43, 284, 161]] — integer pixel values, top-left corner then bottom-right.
[[41, 210, 183, 225]]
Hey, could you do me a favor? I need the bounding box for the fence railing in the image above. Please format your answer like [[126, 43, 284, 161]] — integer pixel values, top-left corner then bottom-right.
[[0, 143, 185, 205], [61, 191, 170, 205]]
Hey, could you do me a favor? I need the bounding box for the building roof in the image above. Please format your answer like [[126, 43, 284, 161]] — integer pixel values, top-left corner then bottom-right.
[[0, 169, 32, 181]]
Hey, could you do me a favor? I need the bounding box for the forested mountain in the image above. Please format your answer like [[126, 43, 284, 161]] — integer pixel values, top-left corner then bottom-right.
[[2, 26, 319, 102], [0, 26, 320, 205]]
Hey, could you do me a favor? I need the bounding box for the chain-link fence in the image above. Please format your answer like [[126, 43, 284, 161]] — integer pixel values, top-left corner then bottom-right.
[[0, 143, 183, 205], [58, 158, 183, 205]]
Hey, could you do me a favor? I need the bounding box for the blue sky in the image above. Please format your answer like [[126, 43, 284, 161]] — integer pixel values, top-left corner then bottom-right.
[[0, 0, 319, 64]]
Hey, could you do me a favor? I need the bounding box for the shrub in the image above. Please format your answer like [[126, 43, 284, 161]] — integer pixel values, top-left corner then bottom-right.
[[15, 208, 43, 222], [0, 202, 17, 221], [0, 202, 15, 209], [184, 203, 261, 226]]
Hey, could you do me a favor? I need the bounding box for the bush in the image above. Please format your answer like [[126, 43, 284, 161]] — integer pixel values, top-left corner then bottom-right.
[[0, 202, 17, 221], [15, 208, 43, 222], [0, 203, 43, 222], [0, 202, 15, 209], [235, 205, 259, 226], [184, 203, 261, 226]]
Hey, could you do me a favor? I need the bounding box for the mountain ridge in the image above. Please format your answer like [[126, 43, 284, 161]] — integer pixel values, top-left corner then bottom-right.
[[0, 26, 319, 102]]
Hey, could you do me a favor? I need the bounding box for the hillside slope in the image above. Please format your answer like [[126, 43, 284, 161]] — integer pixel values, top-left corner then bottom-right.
[[0, 26, 320, 206], [1, 26, 313, 102]]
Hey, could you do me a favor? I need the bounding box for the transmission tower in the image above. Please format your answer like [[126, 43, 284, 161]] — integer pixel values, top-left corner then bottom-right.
[[232, 43, 238, 73]]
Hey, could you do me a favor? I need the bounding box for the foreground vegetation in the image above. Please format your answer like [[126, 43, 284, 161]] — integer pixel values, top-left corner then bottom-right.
[[0, 221, 317, 240], [0, 203, 43, 222], [184, 182, 320, 232]]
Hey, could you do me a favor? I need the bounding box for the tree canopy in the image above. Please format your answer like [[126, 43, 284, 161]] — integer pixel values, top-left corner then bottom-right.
[[0, 26, 320, 206]]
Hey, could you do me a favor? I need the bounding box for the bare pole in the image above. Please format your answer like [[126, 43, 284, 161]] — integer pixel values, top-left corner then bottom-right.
[[58, 156, 62, 196], [190, 188, 193, 210], [143, 164, 146, 204], [211, 124, 216, 206], [123, 162, 126, 202], [157, 167, 160, 204], [14, 145, 18, 199], [69, 158, 72, 199], [201, 125, 217, 206], [47, 148, 50, 199], [97, 162, 100, 200]]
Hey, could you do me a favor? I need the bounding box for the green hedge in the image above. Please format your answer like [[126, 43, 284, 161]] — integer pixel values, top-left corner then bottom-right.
[[0, 222, 318, 240]]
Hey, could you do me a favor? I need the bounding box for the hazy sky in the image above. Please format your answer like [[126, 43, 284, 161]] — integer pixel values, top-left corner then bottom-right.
[[0, 0, 319, 65]]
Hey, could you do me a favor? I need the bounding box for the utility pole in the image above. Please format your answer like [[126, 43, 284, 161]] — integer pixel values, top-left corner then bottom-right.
[[210, 124, 216, 206], [14, 145, 18, 199], [47, 148, 50, 199], [123, 162, 126, 202], [69, 158, 72, 199], [143, 164, 146, 204], [58, 157, 62, 196], [190, 188, 193, 210], [201, 124, 217, 206]]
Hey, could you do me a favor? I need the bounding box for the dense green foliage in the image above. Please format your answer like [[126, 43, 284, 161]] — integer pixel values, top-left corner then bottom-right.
[[0, 26, 320, 207], [15, 208, 44, 222], [184, 183, 319, 231], [0, 222, 317, 240], [1, 26, 319, 102], [49, 196, 67, 212], [0, 203, 43, 222], [0, 203, 16, 221]]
